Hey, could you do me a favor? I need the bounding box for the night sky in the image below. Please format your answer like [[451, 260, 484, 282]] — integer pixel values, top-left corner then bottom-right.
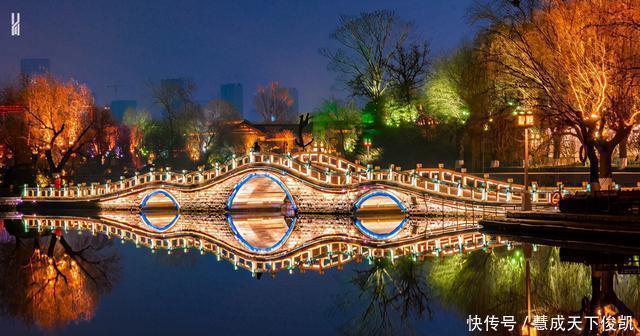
[[1, 0, 481, 120]]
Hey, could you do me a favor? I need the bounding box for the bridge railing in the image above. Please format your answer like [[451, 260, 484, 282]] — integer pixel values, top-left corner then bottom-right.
[[23, 150, 562, 206]]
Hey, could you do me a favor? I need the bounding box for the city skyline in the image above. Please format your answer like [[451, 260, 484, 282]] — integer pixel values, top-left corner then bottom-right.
[[0, 0, 480, 121]]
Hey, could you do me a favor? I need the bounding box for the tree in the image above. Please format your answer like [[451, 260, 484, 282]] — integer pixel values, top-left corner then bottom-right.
[[122, 108, 152, 168], [424, 44, 514, 166], [322, 10, 410, 103], [312, 99, 361, 155], [254, 82, 294, 123], [387, 42, 430, 105], [480, 0, 640, 189], [23, 75, 95, 177], [0, 222, 119, 331], [152, 78, 197, 156], [0, 80, 29, 168], [89, 107, 121, 167]]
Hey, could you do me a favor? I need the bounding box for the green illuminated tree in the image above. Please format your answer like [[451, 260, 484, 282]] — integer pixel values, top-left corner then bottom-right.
[[312, 99, 361, 155], [424, 43, 518, 168]]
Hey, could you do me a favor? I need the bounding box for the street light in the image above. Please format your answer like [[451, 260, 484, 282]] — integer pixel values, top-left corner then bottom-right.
[[363, 138, 372, 156], [516, 108, 535, 211]]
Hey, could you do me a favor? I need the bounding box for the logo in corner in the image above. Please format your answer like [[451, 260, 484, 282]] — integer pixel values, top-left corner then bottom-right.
[[11, 12, 20, 37]]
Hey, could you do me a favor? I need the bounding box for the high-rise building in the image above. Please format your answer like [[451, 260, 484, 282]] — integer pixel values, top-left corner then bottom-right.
[[20, 58, 50, 77], [288, 87, 299, 116], [220, 83, 243, 116], [110, 100, 137, 122]]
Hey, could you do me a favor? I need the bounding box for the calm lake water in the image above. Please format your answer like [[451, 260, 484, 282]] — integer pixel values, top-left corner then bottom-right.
[[0, 212, 638, 336]]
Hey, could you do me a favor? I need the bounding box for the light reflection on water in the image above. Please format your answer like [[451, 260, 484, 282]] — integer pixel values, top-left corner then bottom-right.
[[0, 211, 638, 335]]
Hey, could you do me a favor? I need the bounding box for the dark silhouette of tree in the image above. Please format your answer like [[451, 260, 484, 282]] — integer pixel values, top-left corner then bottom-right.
[[321, 10, 410, 102], [387, 42, 430, 105], [339, 256, 431, 335], [152, 78, 197, 156]]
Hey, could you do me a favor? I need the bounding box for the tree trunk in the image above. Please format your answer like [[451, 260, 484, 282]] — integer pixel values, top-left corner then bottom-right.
[[552, 132, 562, 160], [586, 144, 600, 191], [619, 136, 628, 159], [47, 234, 58, 258], [597, 146, 614, 190], [456, 129, 465, 161]]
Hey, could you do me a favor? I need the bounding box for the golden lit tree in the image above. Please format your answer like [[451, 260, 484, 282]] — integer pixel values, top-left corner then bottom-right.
[[23, 75, 95, 177], [482, 0, 640, 189]]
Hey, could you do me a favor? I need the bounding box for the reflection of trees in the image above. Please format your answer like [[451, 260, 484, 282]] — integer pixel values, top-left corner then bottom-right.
[[340, 256, 431, 335], [428, 246, 591, 318], [0, 222, 120, 331], [616, 275, 640, 316]]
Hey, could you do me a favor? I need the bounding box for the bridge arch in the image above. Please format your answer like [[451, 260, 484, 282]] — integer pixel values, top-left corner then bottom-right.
[[353, 189, 408, 213], [227, 172, 298, 212], [226, 215, 297, 253], [139, 189, 181, 232], [353, 189, 408, 240]]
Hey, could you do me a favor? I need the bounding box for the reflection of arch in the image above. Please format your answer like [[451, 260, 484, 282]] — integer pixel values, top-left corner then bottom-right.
[[139, 190, 181, 232], [227, 173, 297, 211], [226, 215, 297, 253], [353, 190, 407, 212], [353, 216, 408, 240]]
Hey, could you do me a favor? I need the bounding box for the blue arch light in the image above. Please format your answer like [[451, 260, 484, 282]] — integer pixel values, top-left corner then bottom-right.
[[352, 190, 408, 240], [227, 173, 297, 211], [139, 189, 181, 232], [353, 190, 408, 212], [353, 216, 409, 240], [226, 215, 297, 253]]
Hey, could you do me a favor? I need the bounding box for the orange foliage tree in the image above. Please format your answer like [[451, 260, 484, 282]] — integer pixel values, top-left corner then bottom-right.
[[482, 0, 640, 189], [23, 75, 95, 176], [254, 82, 294, 123]]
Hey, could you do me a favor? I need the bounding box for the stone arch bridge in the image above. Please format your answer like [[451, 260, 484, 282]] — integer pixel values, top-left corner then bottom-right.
[[22, 151, 561, 215]]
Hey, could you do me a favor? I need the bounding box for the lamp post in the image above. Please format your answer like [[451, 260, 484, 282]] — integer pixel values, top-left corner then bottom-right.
[[516, 108, 535, 211], [363, 138, 372, 156]]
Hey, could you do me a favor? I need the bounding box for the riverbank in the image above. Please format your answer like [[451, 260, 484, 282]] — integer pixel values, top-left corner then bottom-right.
[[480, 210, 640, 243]]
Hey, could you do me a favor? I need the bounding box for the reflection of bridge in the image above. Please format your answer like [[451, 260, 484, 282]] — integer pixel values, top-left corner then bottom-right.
[[17, 214, 507, 276], [22, 151, 564, 214]]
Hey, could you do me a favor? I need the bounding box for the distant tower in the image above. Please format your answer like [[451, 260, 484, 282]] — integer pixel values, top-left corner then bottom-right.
[[220, 83, 243, 117], [288, 87, 299, 116], [20, 58, 50, 77]]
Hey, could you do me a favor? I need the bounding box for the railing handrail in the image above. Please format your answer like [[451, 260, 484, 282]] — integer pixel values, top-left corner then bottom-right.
[[23, 150, 563, 206]]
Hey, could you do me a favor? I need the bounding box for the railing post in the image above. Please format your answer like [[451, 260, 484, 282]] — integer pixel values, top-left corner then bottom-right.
[[346, 170, 352, 184], [366, 164, 372, 180], [215, 162, 220, 176], [249, 149, 254, 163], [232, 153, 237, 169], [287, 152, 292, 168]]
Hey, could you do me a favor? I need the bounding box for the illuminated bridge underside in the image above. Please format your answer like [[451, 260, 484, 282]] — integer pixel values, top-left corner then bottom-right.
[[23, 152, 558, 214], [230, 177, 287, 210]]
